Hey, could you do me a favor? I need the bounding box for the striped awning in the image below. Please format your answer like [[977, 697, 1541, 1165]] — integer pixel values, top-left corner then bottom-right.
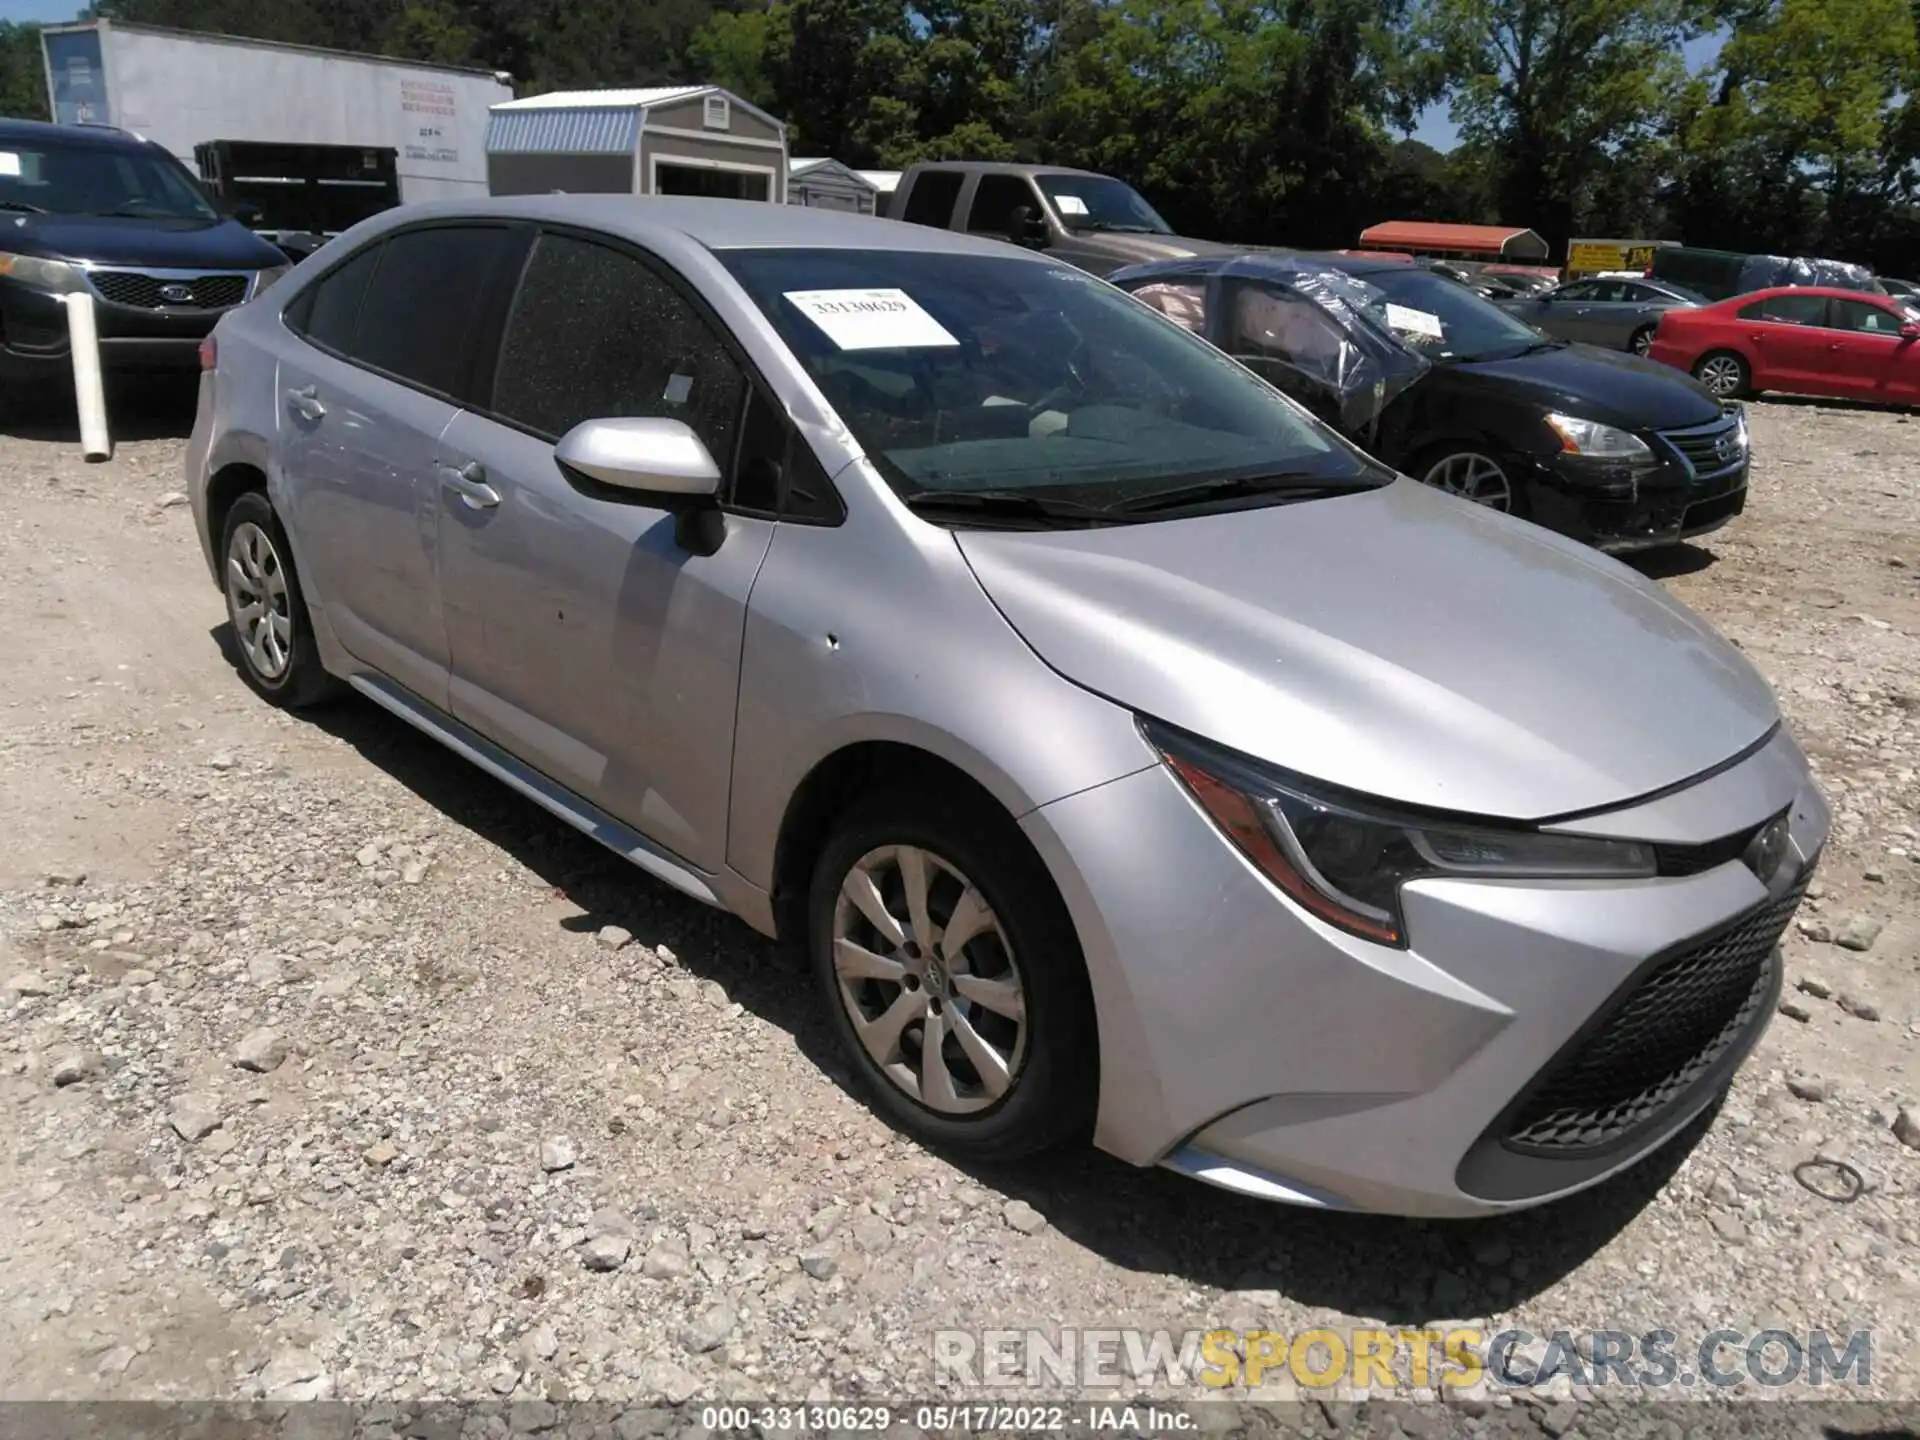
[[485, 107, 639, 155]]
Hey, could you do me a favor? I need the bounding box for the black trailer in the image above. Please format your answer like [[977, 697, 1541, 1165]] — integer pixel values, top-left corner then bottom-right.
[[194, 140, 399, 259]]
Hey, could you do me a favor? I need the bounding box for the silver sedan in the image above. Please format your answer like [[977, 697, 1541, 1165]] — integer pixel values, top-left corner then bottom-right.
[[186, 195, 1825, 1216], [1502, 276, 1704, 354]]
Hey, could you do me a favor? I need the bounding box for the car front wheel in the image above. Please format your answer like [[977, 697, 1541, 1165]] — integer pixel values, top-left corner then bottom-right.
[[1629, 324, 1656, 356], [1419, 448, 1521, 514], [809, 790, 1097, 1162], [220, 491, 340, 708]]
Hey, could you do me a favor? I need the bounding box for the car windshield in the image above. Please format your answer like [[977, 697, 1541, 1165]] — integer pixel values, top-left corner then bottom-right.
[[1344, 266, 1549, 362], [1035, 174, 1173, 235], [722, 248, 1384, 512], [0, 137, 217, 221]]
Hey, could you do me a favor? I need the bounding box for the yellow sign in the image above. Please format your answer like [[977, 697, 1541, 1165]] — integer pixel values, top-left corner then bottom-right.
[[1567, 240, 1663, 277]]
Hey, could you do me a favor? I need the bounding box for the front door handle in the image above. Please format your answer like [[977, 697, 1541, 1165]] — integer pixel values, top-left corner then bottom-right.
[[438, 460, 500, 509], [285, 385, 325, 421]]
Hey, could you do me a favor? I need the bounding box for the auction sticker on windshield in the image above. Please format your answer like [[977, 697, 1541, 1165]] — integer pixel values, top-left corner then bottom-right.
[[0, 152, 21, 178], [1053, 194, 1090, 217], [784, 289, 959, 350], [1384, 303, 1444, 339]]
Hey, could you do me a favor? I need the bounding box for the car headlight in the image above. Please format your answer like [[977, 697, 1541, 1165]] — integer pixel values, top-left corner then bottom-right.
[[0, 250, 82, 294], [1147, 721, 1655, 947], [1544, 412, 1651, 460], [252, 264, 291, 297]]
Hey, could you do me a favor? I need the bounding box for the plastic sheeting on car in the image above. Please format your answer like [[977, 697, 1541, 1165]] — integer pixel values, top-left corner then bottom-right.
[[1737, 254, 1880, 293], [1112, 255, 1431, 440]]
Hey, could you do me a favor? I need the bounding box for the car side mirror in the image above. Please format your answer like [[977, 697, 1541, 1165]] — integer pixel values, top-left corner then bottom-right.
[[554, 417, 725, 554], [229, 200, 264, 227], [1007, 203, 1049, 248], [1902, 322, 1920, 340]]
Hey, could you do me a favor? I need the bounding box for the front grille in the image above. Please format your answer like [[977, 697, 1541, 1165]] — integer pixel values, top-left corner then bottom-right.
[[88, 269, 251, 311], [1503, 873, 1807, 1154], [1659, 414, 1744, 476]]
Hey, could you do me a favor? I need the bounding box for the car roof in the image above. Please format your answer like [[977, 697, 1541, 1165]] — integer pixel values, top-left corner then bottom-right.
[[1719, 285, 1896, 303], [0, 118, 155, 152], [904, 161, 1109, 179], [353, 194, 1050, 259]]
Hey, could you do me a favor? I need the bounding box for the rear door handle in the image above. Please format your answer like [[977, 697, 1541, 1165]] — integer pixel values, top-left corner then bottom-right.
[[438, 460, 500, 509], [285, 385, 325, 421]]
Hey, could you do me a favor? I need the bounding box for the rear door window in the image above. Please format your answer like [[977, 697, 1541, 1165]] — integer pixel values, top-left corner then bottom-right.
[[1756, 292, 1830, 327], [1129, 281, 1209, 334], [349, 226, 516, 397], [489, 230, 749, 473], [901, 170, 963, 227], [289, 242, 382, 354]]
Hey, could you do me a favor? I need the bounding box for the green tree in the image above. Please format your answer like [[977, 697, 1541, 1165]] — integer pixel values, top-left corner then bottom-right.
[[1036, 0, 1426, 245], [688, 6, 778, 109], [1419, 0, 1711, 241], [1667, 0, 1916, 258], [2, 22, 52, 122]]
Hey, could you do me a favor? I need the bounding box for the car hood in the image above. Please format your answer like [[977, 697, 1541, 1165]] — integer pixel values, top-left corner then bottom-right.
[[1449, 342, 1722, 430], [1068, 232, 1259, 266], [6, 213, 285, 269], [957, 479, 1778, 820]]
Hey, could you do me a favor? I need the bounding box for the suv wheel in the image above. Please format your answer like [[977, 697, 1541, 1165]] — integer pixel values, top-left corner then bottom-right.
[[220, 491, 340, 708], [809, 791, 1096, 1162]]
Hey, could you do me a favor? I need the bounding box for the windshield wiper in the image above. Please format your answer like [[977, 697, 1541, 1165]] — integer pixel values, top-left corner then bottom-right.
[[902, 488, 1115, 524], [1077, 220, 1165, 234], [0, 199, 47, 214], [1111, 472, 1380, 515]]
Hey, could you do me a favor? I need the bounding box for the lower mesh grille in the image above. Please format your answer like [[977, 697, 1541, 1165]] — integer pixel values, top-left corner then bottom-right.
[[1503, 874, 1806, 1154]]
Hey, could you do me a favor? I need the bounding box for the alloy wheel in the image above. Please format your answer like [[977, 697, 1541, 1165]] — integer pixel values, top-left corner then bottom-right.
[[1422, 451, 1513, 511], [831, 844, 1029, 1115], [1630, 328, 1654, 356], [1697, 356, 1744, 397], [226, 521, 293, 681]]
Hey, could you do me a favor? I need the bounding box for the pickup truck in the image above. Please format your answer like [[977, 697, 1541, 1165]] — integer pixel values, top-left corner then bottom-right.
[[883, 161, 1238, 277]]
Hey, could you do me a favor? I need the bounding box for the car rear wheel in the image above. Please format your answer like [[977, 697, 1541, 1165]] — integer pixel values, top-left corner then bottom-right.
[[220, 491, 340, 709], [1693, 351, 1749, 399], [808, 789, 1097, 1162], [1419, 448, 1520, 513], [1629, 325, 1656, 356]]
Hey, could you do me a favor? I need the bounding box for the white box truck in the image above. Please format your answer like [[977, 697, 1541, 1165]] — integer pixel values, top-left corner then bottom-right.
[[40, 19, 512, 204]]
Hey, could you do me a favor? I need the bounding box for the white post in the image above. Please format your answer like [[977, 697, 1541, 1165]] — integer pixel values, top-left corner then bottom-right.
[[62, 291, 112, 462]]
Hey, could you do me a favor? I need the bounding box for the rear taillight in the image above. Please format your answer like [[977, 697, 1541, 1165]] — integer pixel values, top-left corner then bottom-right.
[[198, 335, 217, 371]]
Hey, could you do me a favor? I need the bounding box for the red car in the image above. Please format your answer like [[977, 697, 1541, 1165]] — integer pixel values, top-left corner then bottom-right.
[[1648, 285, 1920, 404]]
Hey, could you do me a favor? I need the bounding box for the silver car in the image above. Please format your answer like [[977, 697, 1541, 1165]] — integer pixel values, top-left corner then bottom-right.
[[1502, 276, 1705, 354], [186, 197, 1827, 1217]]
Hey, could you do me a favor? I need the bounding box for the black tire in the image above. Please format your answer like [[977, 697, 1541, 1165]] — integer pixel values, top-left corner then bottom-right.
[[1628, 324, 1656, 356], [808, 787, 1098, 1163], [218, 490, 342, 709], [1693, 350, 1750, 400]]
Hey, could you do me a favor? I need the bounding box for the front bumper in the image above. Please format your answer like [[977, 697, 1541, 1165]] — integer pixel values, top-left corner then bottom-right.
[[1022, 724, 1828, 1216], [1529, 411, 1751, 552]]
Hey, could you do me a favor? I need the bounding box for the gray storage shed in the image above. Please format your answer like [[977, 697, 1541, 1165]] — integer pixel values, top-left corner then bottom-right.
[[787, 157, 879, 213], [485, 85, 787, 201]]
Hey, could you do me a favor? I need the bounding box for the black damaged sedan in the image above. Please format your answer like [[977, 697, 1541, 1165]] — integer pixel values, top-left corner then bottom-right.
[[1111, 253, 1750, 553]]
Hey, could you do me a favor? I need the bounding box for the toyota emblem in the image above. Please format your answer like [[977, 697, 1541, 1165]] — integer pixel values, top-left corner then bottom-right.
[[159, 283, 195, 304], [1714, 434, 1737, 463]]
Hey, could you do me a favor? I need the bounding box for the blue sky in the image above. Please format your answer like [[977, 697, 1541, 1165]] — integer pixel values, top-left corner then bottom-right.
[[0, 0, 83, 22], [1412, 31, 1728, 150]]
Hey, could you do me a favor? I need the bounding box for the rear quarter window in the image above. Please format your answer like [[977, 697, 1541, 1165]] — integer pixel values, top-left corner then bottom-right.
[[901, 170, 963, 227], [288, 243, 382, 354]]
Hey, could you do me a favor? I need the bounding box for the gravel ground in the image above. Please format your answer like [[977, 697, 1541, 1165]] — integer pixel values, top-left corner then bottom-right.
[[0, 381, 1915, 1432]]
